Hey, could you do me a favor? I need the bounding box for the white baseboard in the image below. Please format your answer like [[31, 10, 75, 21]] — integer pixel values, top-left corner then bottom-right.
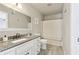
[[48, 39, 63, 46]]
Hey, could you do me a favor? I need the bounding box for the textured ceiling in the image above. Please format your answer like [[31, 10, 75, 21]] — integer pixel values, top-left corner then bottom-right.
[[27, 3, 63, 16]]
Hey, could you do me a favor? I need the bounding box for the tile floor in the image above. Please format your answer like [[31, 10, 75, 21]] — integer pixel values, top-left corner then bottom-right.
[[39, 44, 64, 55]]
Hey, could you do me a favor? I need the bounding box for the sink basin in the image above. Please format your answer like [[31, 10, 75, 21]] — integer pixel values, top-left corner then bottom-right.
[[11, 38, 26, 43]]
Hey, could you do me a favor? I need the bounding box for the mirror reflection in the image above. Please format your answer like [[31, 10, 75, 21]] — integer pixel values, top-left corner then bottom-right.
[[0, 4, 31, 29]]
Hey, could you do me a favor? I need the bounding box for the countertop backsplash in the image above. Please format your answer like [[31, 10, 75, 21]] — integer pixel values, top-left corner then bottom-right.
[[0, 29, 32, 38]]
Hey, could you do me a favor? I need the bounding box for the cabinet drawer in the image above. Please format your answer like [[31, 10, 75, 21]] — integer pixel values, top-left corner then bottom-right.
[[16, 42, 31, 55]]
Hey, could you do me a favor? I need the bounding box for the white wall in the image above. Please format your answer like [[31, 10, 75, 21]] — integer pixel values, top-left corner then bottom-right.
[[63, 3, 79, 55], [44, 13, 62, 20], [31, 17, 42, 35], [62, 3, 71, 55], [21, 4, 43, 35], [62, 3, 79, 55], [70, 4, 79, 55], [0, 4, 42, 37]]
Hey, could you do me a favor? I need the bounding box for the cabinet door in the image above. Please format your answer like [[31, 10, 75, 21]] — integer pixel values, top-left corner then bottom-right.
[[16, 42, 31, 55], [16, 44, 26, 55], [35, 37, 41, 54], [24, 37, 41, 55], [30, 37, 41, 55]]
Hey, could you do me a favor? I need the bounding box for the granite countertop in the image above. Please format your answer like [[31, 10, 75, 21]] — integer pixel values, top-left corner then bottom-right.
[[0, 35, 40, 52]]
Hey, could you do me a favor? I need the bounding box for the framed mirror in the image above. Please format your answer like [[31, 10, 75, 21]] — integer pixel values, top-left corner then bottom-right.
[[0, 4, 31, 29]]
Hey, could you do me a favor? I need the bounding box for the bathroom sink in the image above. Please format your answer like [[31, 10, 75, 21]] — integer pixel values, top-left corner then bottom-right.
[[11, 38, 27, 43]]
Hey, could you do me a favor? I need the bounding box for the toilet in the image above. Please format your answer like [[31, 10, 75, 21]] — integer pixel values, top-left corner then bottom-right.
[[40, 39, 47, 49]]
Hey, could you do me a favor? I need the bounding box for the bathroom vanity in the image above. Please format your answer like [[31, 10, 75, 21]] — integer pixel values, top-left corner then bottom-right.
[[0, 4, 41, 55], [0, 35, 41, 55]]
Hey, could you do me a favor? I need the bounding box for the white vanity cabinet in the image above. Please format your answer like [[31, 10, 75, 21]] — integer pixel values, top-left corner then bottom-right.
[[24, 37, 41, 55], [16, 43, 27, 55], [0, 47, 16, 55], [30, 37, 41, 55], [16, 41, 31, 55], [35, 37, 41, 54], [0, 37, 41, 55], [16, 37, 41, 55]]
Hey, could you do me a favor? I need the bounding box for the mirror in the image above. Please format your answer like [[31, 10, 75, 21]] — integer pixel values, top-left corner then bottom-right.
[[0, 4, 31, 29], [8, 10, 31, 28]]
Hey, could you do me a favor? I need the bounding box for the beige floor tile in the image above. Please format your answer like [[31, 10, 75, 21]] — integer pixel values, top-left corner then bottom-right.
[[39, 44, 64, 55]]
